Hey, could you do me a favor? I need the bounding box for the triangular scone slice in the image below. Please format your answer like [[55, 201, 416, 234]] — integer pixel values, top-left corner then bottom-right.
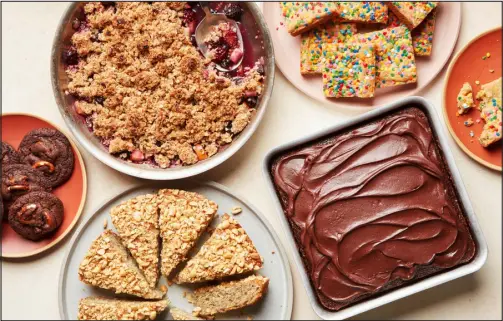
[[157, 189, 218, 278], [78, 230, 164, 299], [78, 297, 169, 320], [188, 275, 269, 316], [110, 193, 160, 288], [170, 307, 204, 320], [174, 214, 263, 284]]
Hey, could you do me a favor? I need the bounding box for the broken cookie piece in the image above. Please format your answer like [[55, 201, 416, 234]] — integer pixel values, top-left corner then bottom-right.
[[457, 82, 475, 115]]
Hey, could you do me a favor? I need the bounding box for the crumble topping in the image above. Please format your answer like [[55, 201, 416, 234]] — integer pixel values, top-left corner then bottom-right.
[[66, 2, 264, 167]]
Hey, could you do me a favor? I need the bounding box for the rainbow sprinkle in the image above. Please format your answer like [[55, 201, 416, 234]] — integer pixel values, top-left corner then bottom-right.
[[351, 26, 417, 88], [322, 42, 376, 98], [300, 22, 357, 74]]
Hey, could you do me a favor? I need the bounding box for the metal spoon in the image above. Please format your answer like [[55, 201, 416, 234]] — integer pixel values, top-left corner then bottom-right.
[[195, 2, 244, 72]]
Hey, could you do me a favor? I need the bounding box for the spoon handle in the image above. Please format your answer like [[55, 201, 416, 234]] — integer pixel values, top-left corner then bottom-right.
[[199, 2, 212, 17]]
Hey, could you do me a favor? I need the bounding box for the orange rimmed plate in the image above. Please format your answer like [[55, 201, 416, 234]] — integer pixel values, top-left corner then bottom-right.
[[1, 113, 87, 258], [443, 27, 502, 171]]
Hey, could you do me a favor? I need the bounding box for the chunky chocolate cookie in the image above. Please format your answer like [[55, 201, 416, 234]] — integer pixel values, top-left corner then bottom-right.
[[1, 164, 51, 205], [2, 141, 21, 166], [18, 128, 74, 188], [8, 191, 64, 241]]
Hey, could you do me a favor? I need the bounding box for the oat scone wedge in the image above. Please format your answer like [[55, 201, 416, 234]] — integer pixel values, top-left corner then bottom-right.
[[157, 189, 218, 278], [174, 214, 263, 284], [170, 307, 204, 320], [188, 275, 269, 316], [78, 297, 169, 320], [110, 193, 160, 288], [78, 230, 164, 299]]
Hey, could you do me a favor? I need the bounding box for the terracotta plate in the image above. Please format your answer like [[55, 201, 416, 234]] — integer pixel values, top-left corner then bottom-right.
[[263, 2, 461, 109], [443, 27, 502, 171], [1, 113, 87, 258]]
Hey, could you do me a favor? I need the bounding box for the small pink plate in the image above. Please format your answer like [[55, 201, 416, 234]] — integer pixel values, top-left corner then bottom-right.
[[263, 2, 461, 109]]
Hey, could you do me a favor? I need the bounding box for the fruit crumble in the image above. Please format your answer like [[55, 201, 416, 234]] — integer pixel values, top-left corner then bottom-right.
[[65, 2, 265, 167]]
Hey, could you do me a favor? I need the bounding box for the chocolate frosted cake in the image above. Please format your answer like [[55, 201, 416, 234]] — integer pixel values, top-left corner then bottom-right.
[[270, 107, 476, 311]]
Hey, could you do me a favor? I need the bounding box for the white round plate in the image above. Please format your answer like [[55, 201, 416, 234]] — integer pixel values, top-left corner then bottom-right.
[[263, 2, 461, 109], [59, 181, 293, 320]]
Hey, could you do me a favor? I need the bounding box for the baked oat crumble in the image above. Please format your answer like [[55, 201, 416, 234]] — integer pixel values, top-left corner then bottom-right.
[[65, 2, 264, 168]]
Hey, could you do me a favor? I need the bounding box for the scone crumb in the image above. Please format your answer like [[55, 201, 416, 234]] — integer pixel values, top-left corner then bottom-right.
[[231, 206, 242, 215]]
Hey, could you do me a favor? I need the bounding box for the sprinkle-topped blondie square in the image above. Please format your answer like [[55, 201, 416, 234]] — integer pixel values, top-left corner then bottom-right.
[[322, 43, 376, 98], [412, 8, 437, 56], [387, 1, 438, 30], [387, 10, 438, 56], [300, 22, 357, 75], [336, 2, 388, 24], [352, 26, 417, 88], [280, 2, 339, 36]]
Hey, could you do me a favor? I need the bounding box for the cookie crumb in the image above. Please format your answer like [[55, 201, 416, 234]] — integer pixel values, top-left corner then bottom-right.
[[183, 291, 187, 298], [486, 52, 491, 58], [103, 218, 108, 229], [272, 250, 275, 254], [475, 80, 480, 85], [247, 316, 253, 320], [490, 69, 495, 73], [160, 285, 168, 293], [469, 130, 475, 138], [167, 280, 174, 287], [464, 118, 474, 127]]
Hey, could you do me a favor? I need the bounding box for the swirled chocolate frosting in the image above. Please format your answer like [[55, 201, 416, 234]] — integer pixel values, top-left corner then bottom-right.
[[271, 107, 475, 311]]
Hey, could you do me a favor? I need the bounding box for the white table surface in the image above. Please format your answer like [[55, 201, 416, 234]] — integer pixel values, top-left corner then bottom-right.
[[1, 2, 501, 320]]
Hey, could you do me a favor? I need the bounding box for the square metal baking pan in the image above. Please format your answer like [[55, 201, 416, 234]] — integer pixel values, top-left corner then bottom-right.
[[262, 96, 488, 320]]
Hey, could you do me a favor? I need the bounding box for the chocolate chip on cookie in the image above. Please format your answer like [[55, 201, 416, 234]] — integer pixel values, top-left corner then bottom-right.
[[2, 141, 21, 166], [1, 164, 51, 207], [8, 191, 64, 241], [18, 128, 75, 188]]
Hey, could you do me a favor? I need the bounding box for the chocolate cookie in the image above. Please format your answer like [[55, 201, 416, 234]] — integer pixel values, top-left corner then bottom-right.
[[1, 164, 51, 206], [18, 128, 75, 188], [2, 141, 21, 166], [8, 191, 64, 241]]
